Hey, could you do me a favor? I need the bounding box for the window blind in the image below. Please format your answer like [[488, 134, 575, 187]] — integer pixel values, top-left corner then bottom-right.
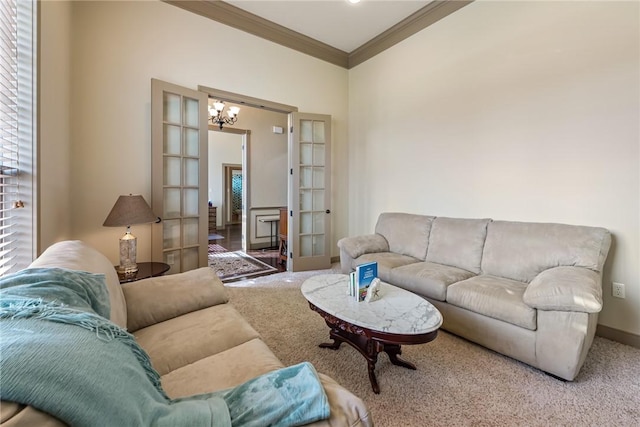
[[0, 0, 34, 276]]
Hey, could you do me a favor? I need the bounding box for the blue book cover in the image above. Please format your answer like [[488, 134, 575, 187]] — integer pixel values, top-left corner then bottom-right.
[[356, 261, 378, 301]]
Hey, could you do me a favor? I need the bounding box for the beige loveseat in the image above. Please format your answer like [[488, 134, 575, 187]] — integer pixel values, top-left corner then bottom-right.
[[1, 240, 372, 426], [338, 213, 611, 381]]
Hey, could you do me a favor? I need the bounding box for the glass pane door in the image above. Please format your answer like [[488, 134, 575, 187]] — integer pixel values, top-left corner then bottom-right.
[[288, 113, 331, 271], [151, 79, 208, 274]]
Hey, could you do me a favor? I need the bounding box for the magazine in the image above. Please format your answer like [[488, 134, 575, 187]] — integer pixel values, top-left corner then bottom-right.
[[355, 261, 378, 301]]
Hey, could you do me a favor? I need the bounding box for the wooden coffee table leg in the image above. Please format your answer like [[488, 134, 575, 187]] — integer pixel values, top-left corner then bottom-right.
[[384, 344, 416, 370], [319, 328, 343, 350], [367, 361, 380, 394], [366, 340, 382, 394], [318, 327, 383, 393]]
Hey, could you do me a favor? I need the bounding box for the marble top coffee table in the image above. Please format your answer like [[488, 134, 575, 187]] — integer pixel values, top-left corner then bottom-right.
[[301, 273, 443, 394]]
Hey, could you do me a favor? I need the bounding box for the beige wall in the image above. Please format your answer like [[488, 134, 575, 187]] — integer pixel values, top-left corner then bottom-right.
[[232, 105, 288, 209], [39, 0, 348, 263], [39, 0, 72, 249], [348, 0, 639, 336]]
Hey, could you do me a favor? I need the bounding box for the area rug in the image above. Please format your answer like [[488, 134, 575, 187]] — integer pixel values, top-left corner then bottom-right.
[[208, 243, 228, 254], [208, 250, 277, 282]]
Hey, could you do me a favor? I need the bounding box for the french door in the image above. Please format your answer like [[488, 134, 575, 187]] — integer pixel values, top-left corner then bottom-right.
[[151, 79, 208, 274], [288, 113, 332, 272]]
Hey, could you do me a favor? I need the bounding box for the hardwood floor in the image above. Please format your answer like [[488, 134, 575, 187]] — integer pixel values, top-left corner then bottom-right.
[[210, 223, 286, 273], [210, 223, 242, 251]]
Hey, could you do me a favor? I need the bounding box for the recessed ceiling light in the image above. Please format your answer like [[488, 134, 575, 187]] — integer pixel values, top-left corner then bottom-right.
[[348, 0, 361, 4]]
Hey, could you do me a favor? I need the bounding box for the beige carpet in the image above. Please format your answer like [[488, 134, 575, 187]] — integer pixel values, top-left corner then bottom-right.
[[225, 267, 640, 427]]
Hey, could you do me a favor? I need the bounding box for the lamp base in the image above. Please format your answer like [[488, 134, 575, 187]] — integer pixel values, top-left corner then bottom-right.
[[117, 230, 138, 275], [116, 264, 139, 275]]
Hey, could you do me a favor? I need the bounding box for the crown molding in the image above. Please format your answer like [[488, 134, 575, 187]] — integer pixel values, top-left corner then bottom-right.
[[164, 0, 474, 70], [348, 0, 474, 69], [163, 0, 349, 68]]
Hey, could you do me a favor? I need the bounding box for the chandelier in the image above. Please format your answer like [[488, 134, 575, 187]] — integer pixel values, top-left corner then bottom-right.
[[209, 101, 240, 130]]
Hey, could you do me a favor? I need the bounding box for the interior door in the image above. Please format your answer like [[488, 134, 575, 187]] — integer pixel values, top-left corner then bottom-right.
[[288, 112, 332, 271], [151, 79, 208, 274]]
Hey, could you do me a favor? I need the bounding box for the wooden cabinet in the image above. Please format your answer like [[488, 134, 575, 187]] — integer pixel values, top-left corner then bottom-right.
[[208, 206, 217, 234], [278, 207, 288, 264]]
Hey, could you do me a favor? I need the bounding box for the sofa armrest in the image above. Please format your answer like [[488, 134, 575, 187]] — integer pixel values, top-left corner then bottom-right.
[[338, 234, 389, 259], [122, 267, 228, 332], [523, 266, 602, 313], [338, 234, 389, 273]]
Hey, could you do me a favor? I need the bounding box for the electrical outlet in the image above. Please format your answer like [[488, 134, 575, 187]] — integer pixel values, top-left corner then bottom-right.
[[612, 282, 625, 299]]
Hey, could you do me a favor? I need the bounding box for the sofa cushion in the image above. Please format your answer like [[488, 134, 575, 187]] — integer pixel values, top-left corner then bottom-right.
[[425, 217, 491, 274], [389, 261, 476, 301], [162, 339, 373, 427], [27, 240, 127, 328], [356, 252, 420, 282], [134, 304, 260, 376], [446, 275, 537, 330], [375, 213, 434, 260], [481, 221, 611, 283], [161, 338, 285, 397], [123, 267, 228, 332]]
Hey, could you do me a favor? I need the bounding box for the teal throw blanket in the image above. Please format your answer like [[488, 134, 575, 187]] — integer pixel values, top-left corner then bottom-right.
[[0, 268, 329, 427]]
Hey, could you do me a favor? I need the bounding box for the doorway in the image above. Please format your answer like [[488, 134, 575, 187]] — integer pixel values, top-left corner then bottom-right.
[[200, 85, 332, 272], [224, 165, 242, 225], [208, 128, 285, 275], [207, 128, 245, 244]]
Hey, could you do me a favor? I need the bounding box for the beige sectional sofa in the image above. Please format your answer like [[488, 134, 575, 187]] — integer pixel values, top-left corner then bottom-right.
[[338, 213, 611, 381], [1, 240, 372, 426]]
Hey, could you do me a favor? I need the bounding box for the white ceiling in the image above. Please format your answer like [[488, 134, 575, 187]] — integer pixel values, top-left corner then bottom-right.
[[225, 0, 432, 53]]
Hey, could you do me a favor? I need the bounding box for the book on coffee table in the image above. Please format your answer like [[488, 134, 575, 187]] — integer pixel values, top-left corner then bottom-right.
[[356, 261, 378, 301], [348, 271, 357, 297]]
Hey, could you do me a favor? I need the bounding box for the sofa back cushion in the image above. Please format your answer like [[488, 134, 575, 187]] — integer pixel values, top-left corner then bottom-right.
[[375, 213, 434, 260], [481, 221, 611, 283], [28, 240, 127, 328], [426, 217, 491, 274]]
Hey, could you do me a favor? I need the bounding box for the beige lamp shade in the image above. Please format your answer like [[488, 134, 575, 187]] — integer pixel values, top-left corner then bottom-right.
[[103, 195, 158, 227]]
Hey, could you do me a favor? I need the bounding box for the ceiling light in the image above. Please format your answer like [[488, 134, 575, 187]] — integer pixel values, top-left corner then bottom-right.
[[208, 100, 240, 130], [348, 0, 361, 4]]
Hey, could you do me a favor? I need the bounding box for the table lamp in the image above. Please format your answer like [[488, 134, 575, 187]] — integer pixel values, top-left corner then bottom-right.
[[103, 194, 159, 275]]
